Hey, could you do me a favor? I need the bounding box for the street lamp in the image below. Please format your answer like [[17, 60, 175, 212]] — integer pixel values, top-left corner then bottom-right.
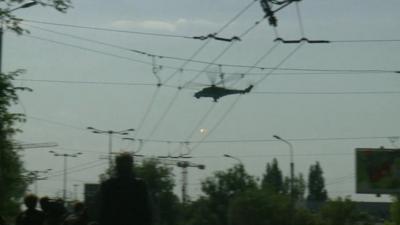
[[223, 154, 243, 165], [49, 151, 82, 201], [273, 135, 294, 225], [26, 169, 52, 195], [87, 127, 134, 168]]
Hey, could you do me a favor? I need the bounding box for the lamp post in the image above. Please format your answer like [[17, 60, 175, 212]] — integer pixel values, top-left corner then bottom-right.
[[49, 151, 81, 201], [87, 127, 134, 169], [273, 135, 294, 225], [223, 154, 243, 165], [26, 169, 52, 195]]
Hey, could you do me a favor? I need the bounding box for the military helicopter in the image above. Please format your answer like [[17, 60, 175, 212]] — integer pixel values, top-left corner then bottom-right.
[[193, 68, 254, 102], [194, 84, 253, 102]]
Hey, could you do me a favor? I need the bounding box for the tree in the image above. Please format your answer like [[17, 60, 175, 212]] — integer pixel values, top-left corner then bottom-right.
[[0, 70, 30, 219], [261, 158, 284, 193], [390, 196, 400, 225], [134, 158, 180, 225], [180, 197, 219, 225], [320, 197, 367, 225], [228, 189, 291, 225], [0, 0, 71, 220], [283, 173, 306, 201], [201, 164, 258, 225], [307, 161, 328, 202], [0, 0, 71, 34]]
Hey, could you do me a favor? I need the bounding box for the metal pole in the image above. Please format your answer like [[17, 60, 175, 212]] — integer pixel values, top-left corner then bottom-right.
[[73, 184, 78, 200], [273, 135, 294, 225], [50, 151, 81, 202], [108, 132, 112, 168], [63, 155, 67, 201], [0, 26, 3, 73], [34, 179, 38, 195], [87, 127, 134, 170]]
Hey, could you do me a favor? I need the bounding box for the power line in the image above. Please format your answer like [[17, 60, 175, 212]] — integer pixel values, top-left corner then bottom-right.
[[22, 19, 195, 39], [330, 39, 400, 43], [295, 1, 305, 38], [19, 31, 400, 76], [134, 87, 161, 137], [25, 114, 399, 144], [141, 0, 262, 147], [26, 115, 86, 131], [251, 91, 400, 95], [23, 34, 153, 66]]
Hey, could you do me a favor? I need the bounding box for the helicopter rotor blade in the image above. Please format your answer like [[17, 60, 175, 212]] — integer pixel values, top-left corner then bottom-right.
[[184, 81, 208, 89], [214, 73, 245, 86], [206, 67, 219, 85]]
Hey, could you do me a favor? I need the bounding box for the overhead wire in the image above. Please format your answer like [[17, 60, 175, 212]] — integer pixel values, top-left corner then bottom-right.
[[186, 43, 303, 155], [46, 160, 106, 179], [46, 159, 106, 178], [167, 15, 288, 156], [295, 1, 305, 37], [18, 28, 400, 76], [22, 19, 195, 39], [18, 114, 400, 144], [26, 115, 87, 131], [141, 0, 261, 144]]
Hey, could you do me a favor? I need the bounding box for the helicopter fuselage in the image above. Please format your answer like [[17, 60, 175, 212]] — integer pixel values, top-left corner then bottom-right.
[[194, 85, 253, 102]]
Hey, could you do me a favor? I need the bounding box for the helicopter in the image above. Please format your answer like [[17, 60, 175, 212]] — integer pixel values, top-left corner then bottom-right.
[[194, 85, 253, 102], [193, 68, 254, 102]]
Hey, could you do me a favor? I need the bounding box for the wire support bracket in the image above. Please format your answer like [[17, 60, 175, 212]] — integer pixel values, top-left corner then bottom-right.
[[274, 37, 330, 44], [193, 33, 241, 42]]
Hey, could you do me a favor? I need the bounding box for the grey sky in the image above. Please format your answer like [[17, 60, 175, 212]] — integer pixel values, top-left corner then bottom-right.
[[5, 0, 400, 201]]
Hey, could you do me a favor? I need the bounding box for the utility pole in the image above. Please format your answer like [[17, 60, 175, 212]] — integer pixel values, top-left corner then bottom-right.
[[273, 135, 294, 225], [73, 184, 79, 200], [175, 161, 205, 203], [87, 127, 134, 169], [49, 151, 82, 201], [26, 169, 52, 195]]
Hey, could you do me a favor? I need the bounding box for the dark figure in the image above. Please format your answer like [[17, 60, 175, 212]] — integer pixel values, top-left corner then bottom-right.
[[0, 215, 6, 225], [62, 202, 88, 225], [98, 153, 152, 225], [16, 194, 45, 225], [40, 197, 67, 225]]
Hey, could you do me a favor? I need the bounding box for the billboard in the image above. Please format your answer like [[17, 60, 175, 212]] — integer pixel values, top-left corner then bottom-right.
[[356, 148, 400, 194]]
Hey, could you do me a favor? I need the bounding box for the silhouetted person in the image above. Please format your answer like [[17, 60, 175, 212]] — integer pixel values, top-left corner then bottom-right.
[[0, 215, 6, 225], [40, 197, 67, 225], [98, 153, 152, 225], [62, 202, 88, 225], [16, 194, 45, 225]]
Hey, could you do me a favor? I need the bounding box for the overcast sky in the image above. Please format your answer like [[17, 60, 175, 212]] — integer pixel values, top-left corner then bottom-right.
[[5, 0, 400, 201]]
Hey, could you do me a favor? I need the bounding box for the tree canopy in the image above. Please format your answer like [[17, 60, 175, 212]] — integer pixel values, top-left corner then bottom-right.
[[0, 0, 71, 34], [201, 164, 258, 225], [0, 0, 71, 219], [134, 159, 180, 225], [307, 161, 328, 202], [262, 158, 284, 193], [0, 70, 29, 218]]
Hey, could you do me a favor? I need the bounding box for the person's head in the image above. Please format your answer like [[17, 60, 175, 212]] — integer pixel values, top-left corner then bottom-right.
[[39, 196, 50, 212], [73, 201, 85, 214], [115, 152, 134, 176], [24, 194, 38, 209]]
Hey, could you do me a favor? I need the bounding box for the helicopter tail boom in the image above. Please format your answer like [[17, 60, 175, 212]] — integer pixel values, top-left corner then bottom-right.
[[242, 85, 254, 94]]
